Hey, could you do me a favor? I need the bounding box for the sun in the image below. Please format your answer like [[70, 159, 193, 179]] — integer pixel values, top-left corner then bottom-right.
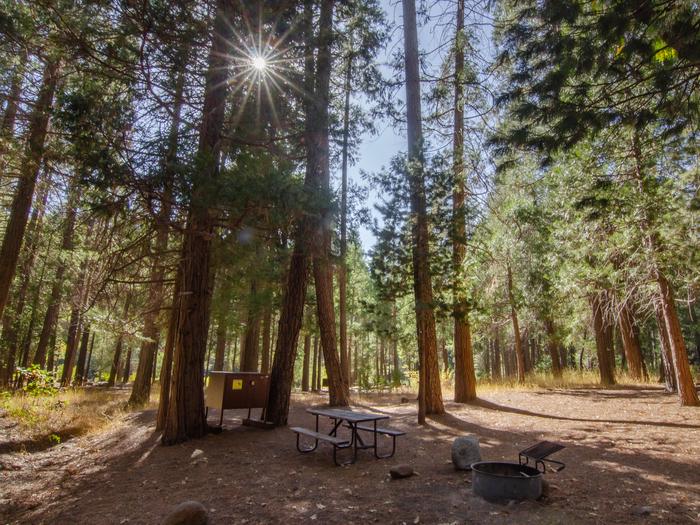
[[251, 55, 267, 72]]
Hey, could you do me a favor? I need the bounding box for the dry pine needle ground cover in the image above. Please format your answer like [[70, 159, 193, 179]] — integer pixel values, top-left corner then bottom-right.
[[1, 386, 699, 524]]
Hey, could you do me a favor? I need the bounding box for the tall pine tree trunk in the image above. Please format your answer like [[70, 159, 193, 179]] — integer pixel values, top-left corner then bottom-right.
[[402, 0, 445, 423], [74, 327, 90, 386], [492, 328, 502, 380], [241, 280, 261, 372], [631, 131, 697, 405], [311, 332, 318, 392], [108, 293, 133, 386], [338, 49, 353, 387], [618, 302, 646, 381], [266, 0, 348, 425], [590, 293, 616, 386], [451, 0, 477, 404], [301, 332, 311, 392], [544, 317, 562, 378], [0, 59, 60, 321], [157, 270, 182, 431], [0, 169, 51, 384], [260, 308, 272, 373], [506, 264, 526, 383], [310, 0, 348, 406], [162, 0, 235, 444]]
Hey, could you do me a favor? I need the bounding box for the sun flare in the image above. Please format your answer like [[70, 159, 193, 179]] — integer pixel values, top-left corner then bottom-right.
[[251, 55, 267, 71]]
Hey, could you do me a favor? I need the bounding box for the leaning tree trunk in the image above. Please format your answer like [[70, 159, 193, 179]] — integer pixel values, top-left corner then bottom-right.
[[128, 52, 183, 407], [506, 264, 526, 383], [0, 59, 60, 322], [452, 0, 476, 403], [590, 293, 616, 386], [402, 0, 445, 423], [162, 0, 235, 445], [0, 169, 51, 385], [630, 130, 697, 405]]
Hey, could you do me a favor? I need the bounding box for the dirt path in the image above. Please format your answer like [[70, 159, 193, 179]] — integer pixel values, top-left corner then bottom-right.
[[1, 386, 699, 524]]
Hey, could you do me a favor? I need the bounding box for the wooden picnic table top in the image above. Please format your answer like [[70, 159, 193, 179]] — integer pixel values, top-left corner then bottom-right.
[[306, 407, 389, 424]]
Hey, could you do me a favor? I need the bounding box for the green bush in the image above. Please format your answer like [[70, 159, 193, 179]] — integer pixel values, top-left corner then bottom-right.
[[16, 365, 57, 396]]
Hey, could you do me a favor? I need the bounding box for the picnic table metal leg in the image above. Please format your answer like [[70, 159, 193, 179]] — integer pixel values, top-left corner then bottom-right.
[[219, 409, 224, 427], [352, 423, 359, 464]]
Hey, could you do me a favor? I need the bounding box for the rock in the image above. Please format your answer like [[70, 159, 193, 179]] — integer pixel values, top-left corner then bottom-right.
[[631, 506, 653, 517], [162, 501, 209, 525], [451, 436, 481, 471], [190, 449, 204, 459], [390, 464, 415, 479]]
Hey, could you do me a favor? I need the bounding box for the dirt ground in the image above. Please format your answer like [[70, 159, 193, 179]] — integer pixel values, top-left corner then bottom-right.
[[1, 386, 699, 524]]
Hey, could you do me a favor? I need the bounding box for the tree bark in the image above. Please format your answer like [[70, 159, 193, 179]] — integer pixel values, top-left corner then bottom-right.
[[402, 0, 445, 423], [0, 170, 51, 384], [544, 317, 562, 378], [266, 0, 348, 425], [630, 130, 697, 405], [0, 48, 27, 145], [74, 327, 90, 386], [301, 332, 311, 392], [451, 0, 477, 403], [157, 270, 182, 431], [241, 280, 261, 372], [590, 293, 616, 386], [122, 348, 132, 383], [618, 302, 646, 381], [108, 293, 133, 387], [0, 59, 60, 321], [260, 307, 272, 373], [162, 0, 235, 445], [506, 265, 526, 383], [310, 0, 349, 406], [311, 329, 318, 391], [338, 48, 353, 388]]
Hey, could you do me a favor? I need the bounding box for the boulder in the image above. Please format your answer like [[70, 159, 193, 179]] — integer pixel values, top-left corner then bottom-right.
[[390, 464, 415, 479], [162, 501, 209, 525], [451, 436, 481, 470]]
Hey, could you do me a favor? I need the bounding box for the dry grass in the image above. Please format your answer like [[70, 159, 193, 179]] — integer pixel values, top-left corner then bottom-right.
[[475, 369, 654, 392], [0, 387, 130, 451]]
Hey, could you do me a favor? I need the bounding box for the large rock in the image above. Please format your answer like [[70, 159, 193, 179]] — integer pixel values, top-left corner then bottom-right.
[[162, 501, 209, 525], [451, 436, 481, 470], [390, 464, 415, 479]]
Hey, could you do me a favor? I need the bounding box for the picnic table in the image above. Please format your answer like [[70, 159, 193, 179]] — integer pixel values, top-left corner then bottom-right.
[[291, 407, 405, 466]]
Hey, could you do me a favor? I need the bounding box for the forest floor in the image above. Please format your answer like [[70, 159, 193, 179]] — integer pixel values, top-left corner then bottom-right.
[[1, 385, 699, 524]]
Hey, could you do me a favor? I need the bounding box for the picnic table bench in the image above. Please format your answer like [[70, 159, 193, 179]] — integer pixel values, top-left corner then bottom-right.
[[291, 407, 405, 466]]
